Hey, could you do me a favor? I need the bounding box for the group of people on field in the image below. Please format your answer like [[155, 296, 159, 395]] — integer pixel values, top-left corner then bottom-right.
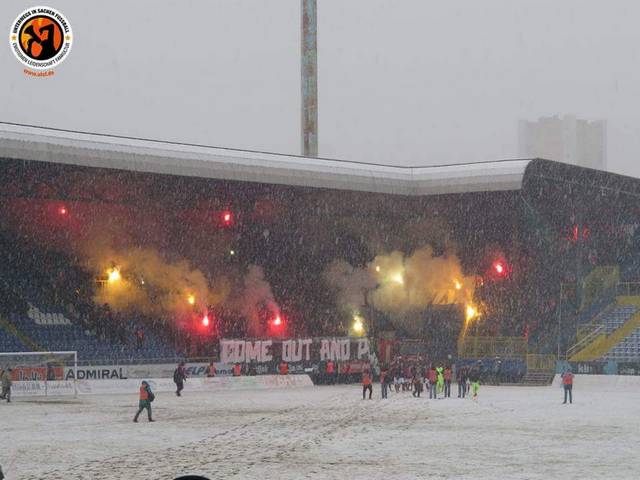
[[372, 358, 482, 399], [364, 359, 483, 401], [132, 360, 577, 422]]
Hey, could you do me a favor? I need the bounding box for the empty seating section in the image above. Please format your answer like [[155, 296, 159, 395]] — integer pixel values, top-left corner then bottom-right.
[[27, 303, 72, 326], [603, 305, 637, 334], [0, 326, 27, 352], [3, 308, 180, 364], [605, 327, 640, 361]]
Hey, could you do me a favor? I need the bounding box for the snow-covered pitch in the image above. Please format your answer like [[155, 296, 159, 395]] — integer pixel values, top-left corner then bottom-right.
[[3, 382, 639, 479]]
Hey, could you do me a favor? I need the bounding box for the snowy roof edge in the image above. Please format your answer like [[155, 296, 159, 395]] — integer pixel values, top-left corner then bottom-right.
[[0, 124, 530, 196]]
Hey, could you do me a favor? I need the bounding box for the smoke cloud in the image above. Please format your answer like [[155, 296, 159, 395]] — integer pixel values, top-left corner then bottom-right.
[[238, 265, 280, 337], [369, 246, 473, 313], [91, 247, 229, 320], [324, 245, 475, 335], [323, 260, 377, 313]]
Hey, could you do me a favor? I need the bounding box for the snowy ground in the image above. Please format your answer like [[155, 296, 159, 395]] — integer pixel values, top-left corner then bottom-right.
[[2, 383, 639, 480]]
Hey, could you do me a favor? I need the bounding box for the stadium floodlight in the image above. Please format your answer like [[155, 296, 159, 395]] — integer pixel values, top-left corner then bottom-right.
[[0, 351, 78, 398]]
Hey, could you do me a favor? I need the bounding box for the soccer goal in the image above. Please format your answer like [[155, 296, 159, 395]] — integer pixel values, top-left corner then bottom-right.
[[0, 351, 78, 398]]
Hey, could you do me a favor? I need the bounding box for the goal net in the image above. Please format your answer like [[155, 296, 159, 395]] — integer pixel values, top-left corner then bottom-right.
[[0, 351, 78, 398]]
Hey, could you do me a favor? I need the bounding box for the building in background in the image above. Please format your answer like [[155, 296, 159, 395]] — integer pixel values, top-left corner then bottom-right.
[[518, 115, 607, 171]]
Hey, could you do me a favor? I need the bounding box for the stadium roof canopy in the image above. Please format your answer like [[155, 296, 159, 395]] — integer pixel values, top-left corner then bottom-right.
[[0, 122, 627, 196]]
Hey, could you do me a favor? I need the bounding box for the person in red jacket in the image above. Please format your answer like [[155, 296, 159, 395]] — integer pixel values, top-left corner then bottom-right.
[[562, 368, 574, 404], [362, 369, 373, 399], [326, 359, 335, 385], [232, 363, 242, 376], [428, 367, 438, 399], [133, 380, 155, 423], [443, 367, 452, 398], [279, 361, 289, 375]]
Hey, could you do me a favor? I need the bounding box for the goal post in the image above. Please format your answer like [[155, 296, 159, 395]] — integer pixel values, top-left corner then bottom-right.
[[0, 351, 78, 398]]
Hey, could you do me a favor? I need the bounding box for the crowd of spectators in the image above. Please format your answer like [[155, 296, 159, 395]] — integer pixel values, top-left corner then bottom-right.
[[3, 158, 640, 365]]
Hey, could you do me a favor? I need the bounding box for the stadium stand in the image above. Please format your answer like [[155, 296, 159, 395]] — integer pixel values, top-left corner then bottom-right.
[[4, 309, 180, 365], [604, 322, 640, 361], [603, 305, 638, 334]]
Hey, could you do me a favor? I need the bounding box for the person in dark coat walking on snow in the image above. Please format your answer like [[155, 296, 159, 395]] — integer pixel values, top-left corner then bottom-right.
[[173, 362, 187, 396], [0, 368, 12, 403]]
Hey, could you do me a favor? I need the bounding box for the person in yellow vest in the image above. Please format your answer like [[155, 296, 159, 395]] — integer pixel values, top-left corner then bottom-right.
[[133, 380, 155, 422]]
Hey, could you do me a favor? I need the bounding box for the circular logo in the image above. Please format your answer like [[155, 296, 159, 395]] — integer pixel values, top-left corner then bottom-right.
[[9, 6, 72, 70]]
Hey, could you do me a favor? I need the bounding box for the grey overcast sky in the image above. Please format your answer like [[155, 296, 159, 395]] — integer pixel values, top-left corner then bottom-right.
[[2, 0, 640, 176]]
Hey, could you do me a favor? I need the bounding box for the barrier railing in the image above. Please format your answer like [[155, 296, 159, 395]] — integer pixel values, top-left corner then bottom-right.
[[567, 324, 604, 359], [526, 354, 556, 372], [458, 336, 527, 359], [616, 282, 640, 297]]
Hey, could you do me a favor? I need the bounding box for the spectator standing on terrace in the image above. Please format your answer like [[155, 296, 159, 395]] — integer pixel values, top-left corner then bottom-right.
[[562, 368, 574, 404], [134, 326, 145, 350], [173, 362, 187, 397], [362, 368, 373, 400], [0, 367, 12, 403]]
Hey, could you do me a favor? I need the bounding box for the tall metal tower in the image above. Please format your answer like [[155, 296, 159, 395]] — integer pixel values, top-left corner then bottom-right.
[[301, 0, 318, 157]]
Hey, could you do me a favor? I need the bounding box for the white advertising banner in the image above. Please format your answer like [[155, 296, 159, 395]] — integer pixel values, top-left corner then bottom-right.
[[62, 362, 235, 380], [12, 374, 313, 397]]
